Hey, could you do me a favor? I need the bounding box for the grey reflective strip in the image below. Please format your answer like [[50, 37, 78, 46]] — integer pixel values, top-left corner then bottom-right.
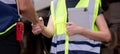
[[53, 0, 58, 18], [68, 8, 90, 30], [51, 44, 65, 53], [51, 39, 101, 53], [51, 44, 100, 53], [53, 0, 96, 27], [88, 0, 96, 27], [0, 0, 16, 4], [57, 34, 66, 40], [68, 0, 96, 41], [50, 47, 57, 53], [50, 34, 101, 53], [52, 34, 66, 43], [57, 44, 65, 52], [69, 44, 100, 53], [51, 34, 66, 53]]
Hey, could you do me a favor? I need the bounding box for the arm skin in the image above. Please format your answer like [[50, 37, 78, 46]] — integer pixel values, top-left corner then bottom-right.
[[32, 13, 111, 43], [17, 0, 40, 24], [42, 16, 54, 38], [66, 14, 111, 42], [32, 16, 54, 38]]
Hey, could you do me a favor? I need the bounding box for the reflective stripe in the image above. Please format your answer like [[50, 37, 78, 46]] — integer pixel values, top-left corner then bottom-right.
[[50, 1, 56, 35], [51, 43, 100, 54], [51, 0, 69, 54], [50, 35, 66, 53], [0, 0, 16, 4], [92, 0, 101, 31], [55, 0, 67, 33], [88, 0, 96, 28], [51, 43, 65, 53], [51, 34, 101, 54], [0, 1, 18, 35], [50, 46, 57, 54], [68, 42, 101, 53], [0, 23, 16, 35], [53, 0, 58, 16], [56, 51, 98, 54], [50, 34, 66, 54], [76, 0, 89, 8]]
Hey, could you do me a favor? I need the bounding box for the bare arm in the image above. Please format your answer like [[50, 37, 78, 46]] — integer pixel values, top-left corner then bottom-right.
[[32, 16, 54, 38], [79, 14, 111, 42], [67, 14, 111, 42], [17, 0, 39, 24], [17, 0, 54, 37], [42, 16, 54, 38]]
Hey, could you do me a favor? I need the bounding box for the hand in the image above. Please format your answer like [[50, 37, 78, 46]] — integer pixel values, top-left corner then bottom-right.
[[66, 22, 83, 36], [32, 17, 44, 35]]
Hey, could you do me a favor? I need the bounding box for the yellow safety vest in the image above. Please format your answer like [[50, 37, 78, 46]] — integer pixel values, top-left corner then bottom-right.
[[51, 0, 101, 54]]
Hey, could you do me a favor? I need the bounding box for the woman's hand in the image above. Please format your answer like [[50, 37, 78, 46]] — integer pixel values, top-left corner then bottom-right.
[[32, 17, 45, 35], [66, 22, 83, 36]]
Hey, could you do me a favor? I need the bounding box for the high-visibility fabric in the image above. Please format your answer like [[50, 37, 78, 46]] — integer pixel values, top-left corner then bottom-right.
[[76, 0, 89, 8], [0, 0, 18, 35], [50, 0, 101, 54]]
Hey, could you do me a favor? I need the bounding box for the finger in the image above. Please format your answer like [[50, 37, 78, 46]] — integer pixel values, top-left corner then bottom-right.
[[31, 23, 36, 27], [32, 29, 41, 35], [39, 17, 43, 21], [66, 23, 71, 26], [66, 22, 72, 26]]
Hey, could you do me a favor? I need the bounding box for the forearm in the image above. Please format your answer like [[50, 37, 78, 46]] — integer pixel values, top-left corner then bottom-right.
[[42, 26, 54, 38], [32, 17, 54, 38], [41, 16, 54, 38], [78, 27, 111, 42], [21, 8, 39, 24], [18, 0, 39, 24], [80, 14, 111, 42]]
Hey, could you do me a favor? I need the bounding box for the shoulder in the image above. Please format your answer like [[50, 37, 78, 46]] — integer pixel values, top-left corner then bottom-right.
[[0, 0, 16, 4]]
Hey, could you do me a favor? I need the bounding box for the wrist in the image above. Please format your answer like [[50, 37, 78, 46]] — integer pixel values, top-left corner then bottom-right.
[[77, 26, 84, 34], [33, 18, 40, 25], [41, 26, 46, 33]]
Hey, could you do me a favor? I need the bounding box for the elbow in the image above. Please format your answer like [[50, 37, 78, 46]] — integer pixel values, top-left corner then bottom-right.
[[104, 33, 111, 43], [44, 31, 53, 38], [44, 34, 53, 38], [47, 35, 53, 38], [46, 32, 54, 38]]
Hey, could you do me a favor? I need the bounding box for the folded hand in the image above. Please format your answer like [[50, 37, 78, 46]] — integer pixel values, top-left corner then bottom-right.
[[31, 17, 44, 35]]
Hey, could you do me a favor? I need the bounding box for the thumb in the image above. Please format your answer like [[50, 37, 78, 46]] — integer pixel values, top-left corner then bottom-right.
[[66, 22, 72, 26], [38, 17, 44, 26], [39, 17, 43, 21]]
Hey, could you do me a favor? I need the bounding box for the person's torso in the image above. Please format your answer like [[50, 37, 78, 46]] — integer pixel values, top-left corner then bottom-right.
[[0, 0, 18, 32], [50, 0, 101, 54], [0, 0, 17, 10]]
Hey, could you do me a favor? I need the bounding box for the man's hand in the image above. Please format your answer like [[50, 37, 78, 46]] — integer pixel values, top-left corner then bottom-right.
[[32, 17, 44, 35]]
